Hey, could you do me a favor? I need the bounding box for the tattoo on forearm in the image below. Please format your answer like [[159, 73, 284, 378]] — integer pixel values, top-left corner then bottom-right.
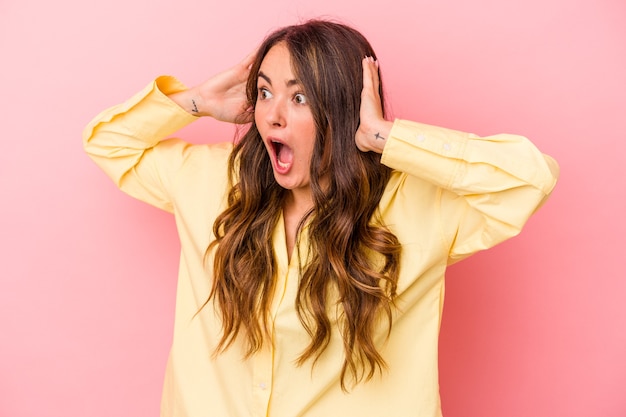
[[374, 132, 385, 141], [191, 99, 199, 113]]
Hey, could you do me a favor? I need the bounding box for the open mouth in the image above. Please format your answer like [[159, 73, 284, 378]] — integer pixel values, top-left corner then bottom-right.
[[270, 140, 294, 171]]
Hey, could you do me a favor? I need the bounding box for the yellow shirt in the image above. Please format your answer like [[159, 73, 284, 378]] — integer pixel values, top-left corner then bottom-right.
[[83, 76, 558, 417]]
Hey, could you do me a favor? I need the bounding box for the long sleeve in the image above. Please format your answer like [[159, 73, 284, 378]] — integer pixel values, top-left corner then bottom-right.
[[82, 76, 199, 213], [381, 119, 559, 263]]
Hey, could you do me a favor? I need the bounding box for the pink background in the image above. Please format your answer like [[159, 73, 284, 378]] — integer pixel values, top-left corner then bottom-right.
[[1, 0, 624, 416]]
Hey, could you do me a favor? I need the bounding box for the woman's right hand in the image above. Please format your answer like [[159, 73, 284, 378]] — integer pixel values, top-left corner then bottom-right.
[[169, 51, 256, 124]]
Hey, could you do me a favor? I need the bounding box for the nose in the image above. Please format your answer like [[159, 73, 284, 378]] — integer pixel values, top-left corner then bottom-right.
[[265, 99, 286, 128]]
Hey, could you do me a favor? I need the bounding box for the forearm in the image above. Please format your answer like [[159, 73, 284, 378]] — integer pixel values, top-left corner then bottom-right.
[[83, 76, 197, 210], [382, 119, 558, 196], [382, 119, 559, 260], [84, 76, 195, 155]]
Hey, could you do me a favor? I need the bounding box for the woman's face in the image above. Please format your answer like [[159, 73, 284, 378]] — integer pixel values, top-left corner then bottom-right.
[[255, 42, 318, 196]]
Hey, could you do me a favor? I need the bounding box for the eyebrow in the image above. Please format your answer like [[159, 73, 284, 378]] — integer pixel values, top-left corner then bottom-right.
[[258, 71, 300, 87]]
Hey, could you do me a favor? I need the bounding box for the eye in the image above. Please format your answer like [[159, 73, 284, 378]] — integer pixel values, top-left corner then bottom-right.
[[258, 87, 272, 100], [294, 93, 307, 105]]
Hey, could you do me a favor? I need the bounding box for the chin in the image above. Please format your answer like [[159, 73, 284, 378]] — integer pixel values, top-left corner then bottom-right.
[[273, 174, 309, 193]]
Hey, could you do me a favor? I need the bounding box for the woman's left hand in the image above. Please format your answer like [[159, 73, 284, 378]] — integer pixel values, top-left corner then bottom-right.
[[355, 57, 393, 153]]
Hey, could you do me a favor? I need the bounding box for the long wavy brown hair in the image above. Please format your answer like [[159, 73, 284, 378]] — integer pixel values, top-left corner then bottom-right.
[[206, 19, 401, 389]]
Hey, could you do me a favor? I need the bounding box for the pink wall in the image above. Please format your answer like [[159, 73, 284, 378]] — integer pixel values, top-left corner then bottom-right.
[[1, 0, 624, 416]]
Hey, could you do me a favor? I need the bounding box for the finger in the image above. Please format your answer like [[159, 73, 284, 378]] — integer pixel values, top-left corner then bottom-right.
[[362, 57, 374, 94], [371, 58, 380, 93], [362, 57, 380, 97], [234, 106, 255, 124], [229, 50, 257, 84], [240, 46, 260, 70]]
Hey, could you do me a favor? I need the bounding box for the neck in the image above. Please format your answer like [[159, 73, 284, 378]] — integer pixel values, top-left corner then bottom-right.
[[283, 188, 314, 218], [283, 175, 329, 218]]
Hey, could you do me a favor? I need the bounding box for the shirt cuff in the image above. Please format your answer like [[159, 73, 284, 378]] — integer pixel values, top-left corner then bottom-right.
[[119, 76, 199, 140], [381, 119, 468, 189]]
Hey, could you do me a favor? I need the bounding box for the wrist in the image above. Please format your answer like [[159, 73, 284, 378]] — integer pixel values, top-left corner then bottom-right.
[[168, 87, 208, 117], [367, 119, 393, 153]]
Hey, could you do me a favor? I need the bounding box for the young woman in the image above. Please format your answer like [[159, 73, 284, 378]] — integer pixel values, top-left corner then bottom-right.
[[84, 19, 558, 417]]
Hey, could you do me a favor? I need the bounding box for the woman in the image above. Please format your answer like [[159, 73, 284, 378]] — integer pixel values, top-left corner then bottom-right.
[[84, 19, 558, 417]]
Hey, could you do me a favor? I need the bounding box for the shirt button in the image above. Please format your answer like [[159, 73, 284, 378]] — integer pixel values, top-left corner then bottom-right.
[[259, 382, 267, 390], [443, 143, 451, 151], [417, 134, 426, 142]]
